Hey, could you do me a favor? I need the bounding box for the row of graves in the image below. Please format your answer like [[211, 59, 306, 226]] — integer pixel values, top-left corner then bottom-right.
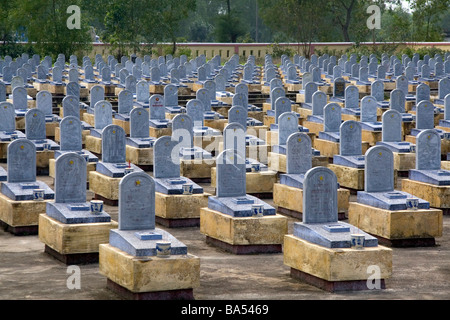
[[0, 49, 449, 299]]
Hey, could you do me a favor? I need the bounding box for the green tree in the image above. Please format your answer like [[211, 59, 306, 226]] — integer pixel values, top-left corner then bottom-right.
[[258, 0, 328, 57], [407, 0, 450, 41], [215, 0, 245, 43], [12, 0, 92, 60]]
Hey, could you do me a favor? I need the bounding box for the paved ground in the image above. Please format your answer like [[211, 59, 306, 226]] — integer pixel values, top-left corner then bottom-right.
[[1, 172, 450, 302]]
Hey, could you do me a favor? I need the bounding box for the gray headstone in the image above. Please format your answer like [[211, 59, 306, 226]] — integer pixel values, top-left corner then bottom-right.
[[125, 75, 137, 94], [196, 88, 211, 112], [12, 86, 27, 110], [416, 129, 441, 170], [153, 136, 180, 179], [416, 83, 430, 105], [302, 167, 338, 224], [118, 172, 155, 230], [129, 108, 149, 139], [416, 100, 434, 130], [216, 149, 246, 198], [52, 66, 63, 83], [136, 80, 150, 103], [312, 91, 327, 116], [54, 153, 87, 203], [364, 146, 394, 193], [345, 85, 359, 109], [149, 94, 165, 120], [36, 91, 52, 116], [25, 109, 46, 140], [390, 89, 405, 113], [164, 84, 178, 107], [396, 75, 409, 96], [304, 82, 318, 104], [382, 109, 402, 142], [223, 123, 246, 157], [94, 100, 113, 130], [118, 90, 133, 114], [60, 116, 82, 151], [323, 103, 341, 133], [90, 85, 105, 108], [371, 80, 384, 102], [360, 96, 378, 123], [0, 83, 6, 102], [278, 112, 298, 146], [172, 114, 193, 149], [340, 120, 362, 156], [7, 139, 36, 183], [274, 97, 292, 124], [438, 78, 450, 100], [102, 125, 126, 163], [445, 94, 450, 121], [66, 82, 80, 98], [286, 132, 312, 175], [186, 99, 204, 127], [270, 87, 286, 110], [68, 68, 79, 83], [228, 105, 248, 129], [0, 102, 15, 131], [62, 95, 80, 118]]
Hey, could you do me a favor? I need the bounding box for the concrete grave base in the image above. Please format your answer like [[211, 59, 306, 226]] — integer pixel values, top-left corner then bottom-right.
[[149, 127, 172, 139], [211, 168, 278, 197], [436, 126, 450, 133], [89, 171, 121, 205], [283, 235, 392, 292], [45, 122, 59, 138], [155, 192, 210, 228], [48, 84, 65, 95], [126, 145, 154, 169], [99, 244, 200, 298], [442, 161, 450, 170], [112, 118, 130, 135], [268, 152, 329, 174], [266, 131, 315, 147], [285, 83, 302, 92], [295, 107, 312, 121], [313, 139, 370, 159], [200, 207, 288, 254], [180, 159, 215, 182], [38, 214, 118, 264], [273, 183, 349, 219], [362, 130, 382, 146], [100, 84, 116, 96], [0, 194, 50, 235], [248, 111, 265, 123], [393, 152, 416, 175], [149, 85, 165, 94], [204, 119, 228, 132], [82, 112, 95, 127], [401, 179, 450, 214], [84, 135, 102, 155], [341, 113, 360, 122], [33, 82, 50, 92], [327, 164, 365, 192], [302, 120, 323, 136], [348, 202, 443, 247], [36, 150, 55, 175]]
